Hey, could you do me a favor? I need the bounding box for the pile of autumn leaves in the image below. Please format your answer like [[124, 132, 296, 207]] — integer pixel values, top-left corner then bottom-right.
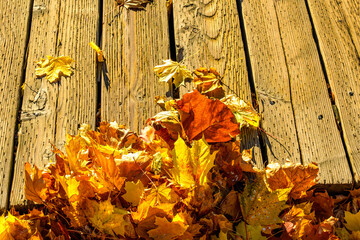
[[3, 59, 360, 240]]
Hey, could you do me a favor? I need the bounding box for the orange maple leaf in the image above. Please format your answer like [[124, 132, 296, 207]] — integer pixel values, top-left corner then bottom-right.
[[24, 162, 48, 204], [176, 90, 240, 142]]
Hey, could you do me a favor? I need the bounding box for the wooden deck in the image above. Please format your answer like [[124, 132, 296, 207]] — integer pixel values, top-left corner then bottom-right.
[[0, 0, 359, 209]]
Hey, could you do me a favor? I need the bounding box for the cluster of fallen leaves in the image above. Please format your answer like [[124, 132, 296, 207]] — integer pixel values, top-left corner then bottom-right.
[[9, 52, 360, 240]]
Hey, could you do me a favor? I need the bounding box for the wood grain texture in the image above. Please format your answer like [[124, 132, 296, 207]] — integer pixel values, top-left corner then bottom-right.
[[11, 0, 99, 206], [273, 0, 351, 184], [241, 0, 301, 164], [173, 0, 263, 168], [101, 0, 170, 133], [0, 0, 32, 209], [307, 0, 360, 182]]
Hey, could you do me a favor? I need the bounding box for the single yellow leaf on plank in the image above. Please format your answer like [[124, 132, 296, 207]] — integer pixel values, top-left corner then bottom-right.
[[89, 41, 105, 62], [35, 55, 74, 83], [153, 59, 193, 88]]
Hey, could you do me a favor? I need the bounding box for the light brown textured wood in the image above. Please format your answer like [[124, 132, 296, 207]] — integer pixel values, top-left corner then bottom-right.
[[11, 0, 99, 206], [0, 0, 32, 209], [241, 0, 301, 164], [273, 0, 351, 184], [101, 0, 170, 133], [307, 0, 360, 182], [173, 0, 263, 168]]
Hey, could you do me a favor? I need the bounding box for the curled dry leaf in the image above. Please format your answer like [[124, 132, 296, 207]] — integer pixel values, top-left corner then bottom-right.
[[193, 67, 225, 99], [221, 94, 261, 129], [35, 55, 74, 83], [115, 0, 150, 10], [153, 59, 193, 88]]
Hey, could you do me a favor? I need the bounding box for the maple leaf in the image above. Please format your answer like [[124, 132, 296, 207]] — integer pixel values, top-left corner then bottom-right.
[[25, 162, 48, 204], [153, 59, 193, 88], [115, 0, 150, 9], [266, 161, 319, 200], [345, 211, 360, 232], [239, 174, 290, 226], [89, 41, 105, 62], [168, 136, 218, 188], [235, 222, 266, 240], [147, 216, 188, 240], [176, 90, 240, 142], [220, 190, 241, 219], [123, 180, 145, 206], [0, 213, 34, 240], [86, 199, 132, 237], [35, 56, 74, 83], [221, 95, 261, 129]]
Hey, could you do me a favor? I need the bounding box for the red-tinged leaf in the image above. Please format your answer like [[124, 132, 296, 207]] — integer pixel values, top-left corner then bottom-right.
[[24, 162, 48, 204], [176, 90, 240, 142]]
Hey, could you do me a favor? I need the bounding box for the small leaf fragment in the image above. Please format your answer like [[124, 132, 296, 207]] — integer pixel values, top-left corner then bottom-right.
[[89, 41, 105, 62]]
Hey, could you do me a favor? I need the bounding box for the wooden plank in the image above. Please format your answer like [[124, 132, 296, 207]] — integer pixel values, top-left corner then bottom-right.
[[173, 0, 263, 168], [11, 0, 99, 206], [307, 0, 360, 182], [273, 0, 351, 184], [0, 0, 32, 209], [101, 0, 170, 134], [241, 0, 301, 164]]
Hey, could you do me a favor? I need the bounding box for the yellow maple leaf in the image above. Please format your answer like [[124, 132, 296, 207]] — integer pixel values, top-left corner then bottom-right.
[[147, 216, 188, 240], [345, 211, 360, 232], [86, 199, 132, 237], [153, 59, 193, 88], [35, 55, 74, 83], [221, 95, 261, 129], [123, 180, 145, 206], [168, 136, 218, 188], [239, 174, 290, 226], [89, 41, 105, 62], [235, 222, 267, 240]]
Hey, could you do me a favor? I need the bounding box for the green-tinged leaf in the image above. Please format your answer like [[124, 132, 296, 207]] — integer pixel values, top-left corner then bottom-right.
[[235, 222, 266, 240], [240, 174, 290, 225], [168, 136, 217, 188], [345, 211, 360, 231]]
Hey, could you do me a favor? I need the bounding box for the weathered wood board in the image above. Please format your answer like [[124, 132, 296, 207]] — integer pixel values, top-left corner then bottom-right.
[[173, 0, 263, 168], [241, 0, 301, 165], [11, 0, 99, 206], [0, 0, 32, 209], [101, 0, 170, 133], [307, 0, 360, 182], [273, 0, 351, 184]]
